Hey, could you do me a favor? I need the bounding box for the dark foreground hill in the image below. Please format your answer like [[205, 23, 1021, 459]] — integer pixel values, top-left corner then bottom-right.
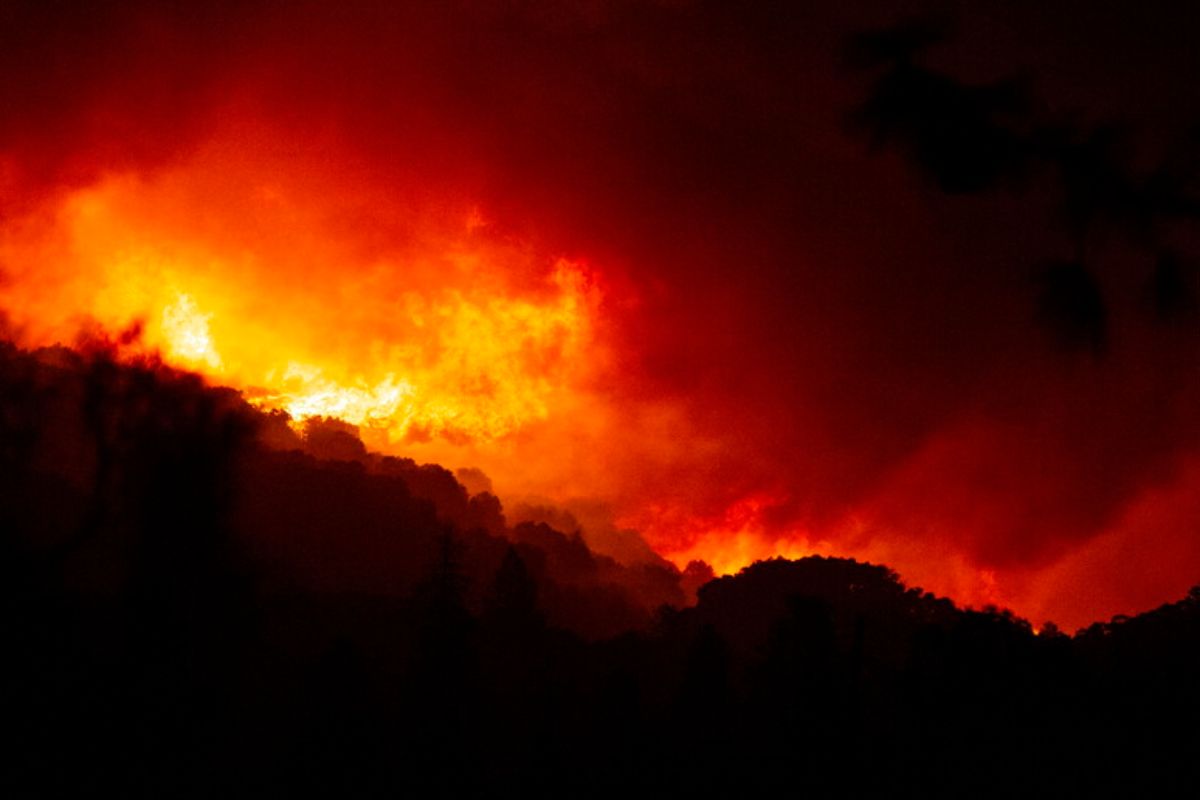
[[2, 342, 1198, 797]]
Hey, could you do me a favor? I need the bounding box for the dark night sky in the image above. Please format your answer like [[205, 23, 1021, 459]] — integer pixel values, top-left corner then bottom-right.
[[3, 0, 1200, 628]]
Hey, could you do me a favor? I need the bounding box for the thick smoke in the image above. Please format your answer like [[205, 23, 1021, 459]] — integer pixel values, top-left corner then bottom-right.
[[4, 1, 1200, 627]]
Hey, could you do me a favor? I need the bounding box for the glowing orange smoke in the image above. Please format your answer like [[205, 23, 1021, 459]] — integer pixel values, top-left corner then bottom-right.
[[628, 491, 1015, 616], [3, 127, 1188, 634], [623, 493, 822, 576], [0, 145, 605, 447], [0, 151, 1092, 627]]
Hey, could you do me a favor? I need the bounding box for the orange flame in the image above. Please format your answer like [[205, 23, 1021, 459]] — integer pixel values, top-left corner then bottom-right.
[[0, 149, 606, 446], [624, 494, 822, 576]]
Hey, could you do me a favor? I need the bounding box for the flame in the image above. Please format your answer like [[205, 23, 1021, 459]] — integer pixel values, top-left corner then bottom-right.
[[161, 293, 222, 369], [626, 494, 822, 576], [0, 149, 606, 445]]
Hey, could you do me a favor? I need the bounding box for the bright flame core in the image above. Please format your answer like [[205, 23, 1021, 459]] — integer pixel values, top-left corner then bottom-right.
[[161, 293, 222, 369]]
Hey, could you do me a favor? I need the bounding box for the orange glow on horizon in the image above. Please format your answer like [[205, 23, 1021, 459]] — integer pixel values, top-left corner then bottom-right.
[[624, 494, 821, 576], [631, 493, 1013, 615]]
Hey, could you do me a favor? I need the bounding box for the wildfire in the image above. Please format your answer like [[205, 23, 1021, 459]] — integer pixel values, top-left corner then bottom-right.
[[0, 152, 1050, 620], [626, 494, 822, 576], [161, 293, 222, 369], [0, 151, 605, 445]]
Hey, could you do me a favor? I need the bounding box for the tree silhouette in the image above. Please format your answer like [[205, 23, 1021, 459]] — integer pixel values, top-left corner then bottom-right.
[[2, 342, 1200, 794], [406, 532, 481, 796]]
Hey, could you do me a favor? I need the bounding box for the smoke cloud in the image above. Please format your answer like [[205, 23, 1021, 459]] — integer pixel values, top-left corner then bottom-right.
[[4, 1, 1200, 628]]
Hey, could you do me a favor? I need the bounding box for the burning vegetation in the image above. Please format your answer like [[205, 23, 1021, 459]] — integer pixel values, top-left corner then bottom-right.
[[3, 6, 1200, 790]]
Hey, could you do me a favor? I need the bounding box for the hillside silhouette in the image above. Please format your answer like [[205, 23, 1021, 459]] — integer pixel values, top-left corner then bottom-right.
[[1, 340, 1199, 796]]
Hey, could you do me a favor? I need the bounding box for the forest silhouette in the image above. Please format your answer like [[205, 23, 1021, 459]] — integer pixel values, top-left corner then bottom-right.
[[3, 15, 1200, 794], [2, 340, 1199, 797]]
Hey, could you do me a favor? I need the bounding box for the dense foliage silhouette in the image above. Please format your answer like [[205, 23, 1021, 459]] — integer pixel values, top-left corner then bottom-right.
[[1, 342, 1199, 796]]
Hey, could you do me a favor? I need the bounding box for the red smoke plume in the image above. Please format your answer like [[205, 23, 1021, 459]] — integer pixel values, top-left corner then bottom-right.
[[4, 1, 1200, 630]]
